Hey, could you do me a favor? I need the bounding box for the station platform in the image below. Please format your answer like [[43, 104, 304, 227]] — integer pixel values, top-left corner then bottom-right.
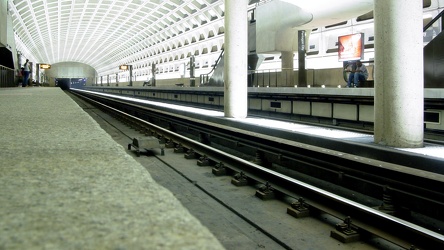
[[84, 88, 444, 160], [0, 87, 224, 249]]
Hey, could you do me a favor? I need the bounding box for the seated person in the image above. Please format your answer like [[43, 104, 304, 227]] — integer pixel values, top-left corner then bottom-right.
[[346, 60, 368, 87], [143, 79, 151, 86]]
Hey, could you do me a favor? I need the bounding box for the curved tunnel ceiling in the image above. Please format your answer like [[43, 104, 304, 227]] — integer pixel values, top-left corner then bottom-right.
[[7, 0, 374, 77], [8, 0, 228, 76]]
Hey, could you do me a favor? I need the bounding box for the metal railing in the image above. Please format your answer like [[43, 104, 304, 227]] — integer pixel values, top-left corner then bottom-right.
[[423, 10, 443, 45], [0, 65, 15, 88], [424, 9, 444, 32]]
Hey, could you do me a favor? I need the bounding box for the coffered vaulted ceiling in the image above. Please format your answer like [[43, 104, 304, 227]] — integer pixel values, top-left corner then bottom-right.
[[8, 0, 236, 77]]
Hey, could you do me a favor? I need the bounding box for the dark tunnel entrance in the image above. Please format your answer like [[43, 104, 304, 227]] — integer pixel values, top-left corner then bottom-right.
[[55, 78, 87, 90]]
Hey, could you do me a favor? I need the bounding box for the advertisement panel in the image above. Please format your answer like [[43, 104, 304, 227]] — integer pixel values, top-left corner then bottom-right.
[[338, 33, 364, 61]]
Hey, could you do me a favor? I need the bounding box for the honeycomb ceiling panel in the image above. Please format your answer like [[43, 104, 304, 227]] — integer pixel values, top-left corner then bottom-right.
[[8, 0, 234, 76]]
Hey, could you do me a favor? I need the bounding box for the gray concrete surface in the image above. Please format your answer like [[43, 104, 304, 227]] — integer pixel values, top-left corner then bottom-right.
[[0, 87, 224, 250]]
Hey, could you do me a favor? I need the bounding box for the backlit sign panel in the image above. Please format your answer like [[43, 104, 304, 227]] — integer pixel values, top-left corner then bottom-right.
[[338, 33, 364, 62]]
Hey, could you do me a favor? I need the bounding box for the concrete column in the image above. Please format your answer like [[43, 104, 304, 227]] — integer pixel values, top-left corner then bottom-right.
[[281, 51, 294, 87], [224, 0, 248, 118], [374, 0, 424, 148]]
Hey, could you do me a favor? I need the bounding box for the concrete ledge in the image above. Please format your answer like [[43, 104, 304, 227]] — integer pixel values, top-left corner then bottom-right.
[[0, 88, 223, 249]]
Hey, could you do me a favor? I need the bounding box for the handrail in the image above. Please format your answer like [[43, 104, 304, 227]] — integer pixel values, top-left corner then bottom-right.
[[423, 9, 444, 32], [0, 65, 14, 71], [0, 65, 16, 88]]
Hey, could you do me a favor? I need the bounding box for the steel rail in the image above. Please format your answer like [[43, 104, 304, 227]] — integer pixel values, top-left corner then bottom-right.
[[72, 89, 444, 202], [71, 89, 444, 248]]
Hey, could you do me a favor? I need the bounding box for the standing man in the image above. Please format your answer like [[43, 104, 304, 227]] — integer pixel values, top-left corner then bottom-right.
[[22, 59, 30, 87]]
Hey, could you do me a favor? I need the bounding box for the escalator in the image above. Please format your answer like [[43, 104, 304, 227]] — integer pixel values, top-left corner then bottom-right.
[[200, 11, 263, 87], [424, 10, 444, 88]]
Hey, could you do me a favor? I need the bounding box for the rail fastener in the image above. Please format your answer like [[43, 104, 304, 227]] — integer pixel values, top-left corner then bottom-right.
[[255, 181, 275, 200], [165, 139, 176, 148], [287, 197, 310, 218], [231, 172, 249, 186], [174, 143, 185, 153], [184, 148, 198, 159], [197, 155, 211, 166], [212, 162, 227, 176], [330, 216, 361, 243]]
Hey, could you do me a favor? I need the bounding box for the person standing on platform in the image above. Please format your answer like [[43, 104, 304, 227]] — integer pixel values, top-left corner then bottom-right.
[[346, 60, 368, 87], [22, 59, 30, 87]]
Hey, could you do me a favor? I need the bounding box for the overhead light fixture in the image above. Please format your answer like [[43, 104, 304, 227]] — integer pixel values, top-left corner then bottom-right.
[[119, 65, 129, 70], [40, 64, 51, 69]]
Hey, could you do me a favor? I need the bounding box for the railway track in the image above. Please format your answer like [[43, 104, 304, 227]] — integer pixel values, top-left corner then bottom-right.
[[69, 89, 444, 249]]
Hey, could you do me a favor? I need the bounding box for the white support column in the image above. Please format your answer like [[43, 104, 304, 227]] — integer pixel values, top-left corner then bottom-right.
[[374, 0, 424, 148], [281, 51, 294, 87], [224, 0, 248, 118]]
